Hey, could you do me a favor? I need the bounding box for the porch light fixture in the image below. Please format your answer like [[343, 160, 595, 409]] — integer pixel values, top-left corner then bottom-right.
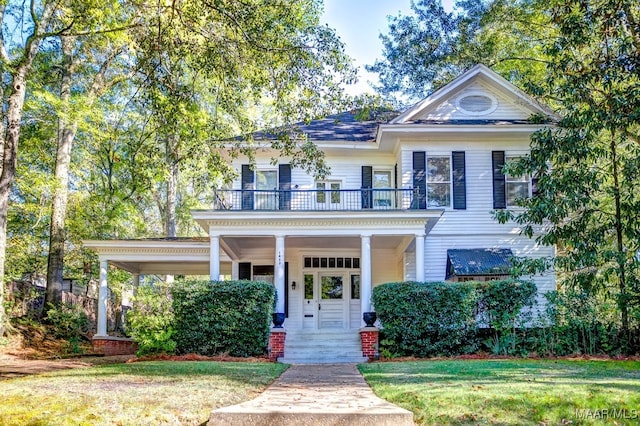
[[291, 281, 296, 290]]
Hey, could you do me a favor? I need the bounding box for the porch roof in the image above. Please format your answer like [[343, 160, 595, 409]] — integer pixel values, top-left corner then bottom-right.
[[82, 238, 230, 275]]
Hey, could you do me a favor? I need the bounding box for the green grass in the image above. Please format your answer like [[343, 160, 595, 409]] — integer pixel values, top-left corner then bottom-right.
[[359, 359, 640, 425], [0, 361, 288, 425]]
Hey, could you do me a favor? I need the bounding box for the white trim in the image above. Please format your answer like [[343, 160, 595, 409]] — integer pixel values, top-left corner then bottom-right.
[[455, 91, 498, 116], [390, 64, 557, 124]]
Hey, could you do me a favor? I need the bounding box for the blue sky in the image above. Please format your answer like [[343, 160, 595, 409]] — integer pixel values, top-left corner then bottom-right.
[[321, 0, 455, 94]]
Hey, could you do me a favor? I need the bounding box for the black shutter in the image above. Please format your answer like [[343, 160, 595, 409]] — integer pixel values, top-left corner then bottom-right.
[[394, 163, 398, 189], [413, 152, 426, 209], [241, 165, 254, 210], [361, 166, 373, 209], [278, 164, 291, 210], [452, 151, 466, 210], [492, 151, 506, 209], [238, 262, 251, 280]]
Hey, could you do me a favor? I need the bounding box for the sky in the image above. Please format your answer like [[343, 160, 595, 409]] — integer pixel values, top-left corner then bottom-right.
[[321, 0, 455, 95]]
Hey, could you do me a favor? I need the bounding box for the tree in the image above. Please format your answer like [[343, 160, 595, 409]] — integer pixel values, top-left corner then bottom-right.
[[496, 0, 640, 351], [131, 0, 354, 237], [367, 0, 549, 103], [1, 1, 61, 334]]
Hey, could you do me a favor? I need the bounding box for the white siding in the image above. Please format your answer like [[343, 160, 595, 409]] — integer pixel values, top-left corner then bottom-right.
[[417, 81, 531, 121]]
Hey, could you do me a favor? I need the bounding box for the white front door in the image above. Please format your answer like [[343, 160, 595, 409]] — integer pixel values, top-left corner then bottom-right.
[[318, 273, 346, 329], [302, 272, 348, 329]]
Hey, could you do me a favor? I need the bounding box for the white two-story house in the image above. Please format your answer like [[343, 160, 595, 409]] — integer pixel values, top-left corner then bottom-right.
[[85, 65, 555, 361]]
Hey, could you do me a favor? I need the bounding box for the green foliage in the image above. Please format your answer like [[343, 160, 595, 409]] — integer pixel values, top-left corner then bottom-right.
[[126, 284, 176, 356], [476, 279, 537, 355], [367, 0, 549, 103], [45, 303, 90, 353], [373, 281, 479, 357], [523, 289, 639, 356], [171, 280, 275, 357], [496, 1, 640, 352], [374, 280, 538, 357]]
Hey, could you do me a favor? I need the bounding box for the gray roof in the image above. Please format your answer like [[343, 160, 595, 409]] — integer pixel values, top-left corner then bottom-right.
[[253, 110, 398, 142], [446, 248, 513, 278]]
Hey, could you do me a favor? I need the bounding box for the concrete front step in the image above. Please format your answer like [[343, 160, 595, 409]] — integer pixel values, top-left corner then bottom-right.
[[279, 356, 368, 364], [281, 329, 365, 364]]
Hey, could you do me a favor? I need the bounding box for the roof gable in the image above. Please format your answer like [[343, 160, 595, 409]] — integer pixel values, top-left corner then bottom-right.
[[391, 64, 555, 124]]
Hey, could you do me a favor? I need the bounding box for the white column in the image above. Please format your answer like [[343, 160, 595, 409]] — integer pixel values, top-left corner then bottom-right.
[[210, 234, 220, 281], [231, 261, 239, 280], [415, 234, 425, 282], [361, 234, 372, 318], [275, 235, 285, 313], [96, 259, 109, 336]]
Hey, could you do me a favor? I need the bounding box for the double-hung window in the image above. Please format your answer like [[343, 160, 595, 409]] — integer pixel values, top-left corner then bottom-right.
[[373, 170, 392, 208], [505, 156, 530, 207], [255, 170, 278, 210], [427, 156, 451, 208]]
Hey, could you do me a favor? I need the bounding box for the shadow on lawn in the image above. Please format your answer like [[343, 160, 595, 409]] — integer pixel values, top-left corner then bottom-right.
[[41, 361, 288, 385]]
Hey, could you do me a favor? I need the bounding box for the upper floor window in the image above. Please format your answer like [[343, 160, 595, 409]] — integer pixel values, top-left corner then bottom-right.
[[505, 156, 530, 207], [316, 181, 341, 206], [255, 169, 277, 209], [427, 156, 451, 208], [373, 170, 392, 208]]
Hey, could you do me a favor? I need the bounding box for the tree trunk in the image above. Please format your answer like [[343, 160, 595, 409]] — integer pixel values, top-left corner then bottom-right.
[[0, 0, 56, 335], [609, 129, 630, 349], [165, 134, 179, 238], [45, 36, 78, 308], [0, 69, 30, 335]]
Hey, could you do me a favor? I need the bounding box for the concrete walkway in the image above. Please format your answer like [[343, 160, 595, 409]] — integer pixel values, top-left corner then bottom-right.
[[208, 364, 414, 426]]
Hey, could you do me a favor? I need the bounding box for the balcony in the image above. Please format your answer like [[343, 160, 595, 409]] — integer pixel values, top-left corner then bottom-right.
[[213, 188, 422, 211]]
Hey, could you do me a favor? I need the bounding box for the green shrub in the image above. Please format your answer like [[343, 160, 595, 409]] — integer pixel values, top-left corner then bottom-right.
[[126, 284, 176, 356], [475, 279, 537, 355], [171, 280, 275, 357], [45, 303, 90, 353], [373, 281, 479, 357]]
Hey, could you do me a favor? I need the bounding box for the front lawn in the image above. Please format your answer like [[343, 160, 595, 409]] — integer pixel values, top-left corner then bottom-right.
[[0, 361, 287, 425], [359, 359, 640, 425]]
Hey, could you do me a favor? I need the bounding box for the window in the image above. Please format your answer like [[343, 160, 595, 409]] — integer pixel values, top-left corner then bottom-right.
[[316, 181, 341, 206], [351, 275, 361, 300], [427, 156, 451, 207], [255, 170, 277, 209], [304, 274, 314, 299], [505, 156, 530, 207], [373, 170, 392, 208]]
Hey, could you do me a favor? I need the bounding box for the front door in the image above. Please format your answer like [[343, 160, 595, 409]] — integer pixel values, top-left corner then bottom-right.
[[318, 273, 346, 328], [303, 272, 347, 329]]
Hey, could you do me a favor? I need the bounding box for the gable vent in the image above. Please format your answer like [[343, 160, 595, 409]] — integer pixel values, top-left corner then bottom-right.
[[456, 93, 497, 116]]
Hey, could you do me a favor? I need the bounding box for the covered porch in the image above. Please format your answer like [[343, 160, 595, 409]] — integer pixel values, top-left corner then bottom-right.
[[83, 209, 441, 340]]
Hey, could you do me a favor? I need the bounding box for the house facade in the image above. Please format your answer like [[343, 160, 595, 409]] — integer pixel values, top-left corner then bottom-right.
[[85, 65, 555, 361]]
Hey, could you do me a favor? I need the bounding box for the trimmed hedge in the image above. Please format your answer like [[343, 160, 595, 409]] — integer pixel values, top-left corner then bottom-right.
[[373, 279, 537, 357], [373, 281, 479, 357], [171, 280, 275, 357]]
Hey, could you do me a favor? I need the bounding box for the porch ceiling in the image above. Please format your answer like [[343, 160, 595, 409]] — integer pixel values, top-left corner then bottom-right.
[[221, 235, 412, 258]]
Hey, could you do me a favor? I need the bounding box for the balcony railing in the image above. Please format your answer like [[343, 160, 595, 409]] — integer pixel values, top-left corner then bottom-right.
[[213, 188, 422, 211]]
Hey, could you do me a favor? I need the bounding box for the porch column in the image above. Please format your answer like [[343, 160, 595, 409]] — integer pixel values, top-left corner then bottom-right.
[[231, 261, 239, 280], [210, 234, 220, 281], [96, 258, 109, 337], [275, 235, 286, 313], [361, 234, 372, 317], [415, 233, 425, 282]]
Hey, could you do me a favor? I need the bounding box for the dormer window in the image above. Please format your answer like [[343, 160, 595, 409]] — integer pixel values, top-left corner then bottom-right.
[[456, 92, 498, 116]]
